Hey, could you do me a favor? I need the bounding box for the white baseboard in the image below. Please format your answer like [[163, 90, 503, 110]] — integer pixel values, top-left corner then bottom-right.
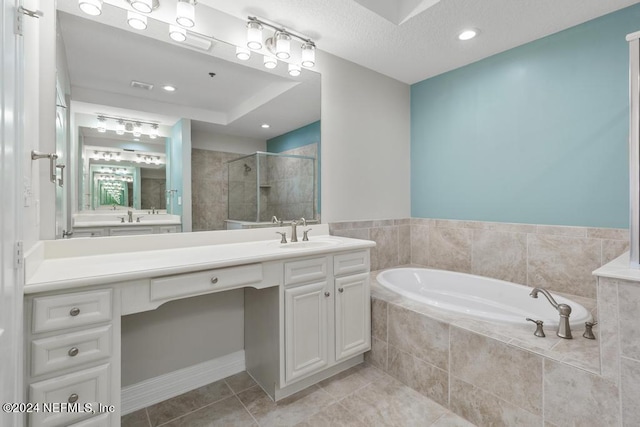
[[121, 350, 245, 415]]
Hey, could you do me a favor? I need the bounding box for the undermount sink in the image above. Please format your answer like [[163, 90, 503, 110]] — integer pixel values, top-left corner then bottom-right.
[[272, 237, 343, 250]]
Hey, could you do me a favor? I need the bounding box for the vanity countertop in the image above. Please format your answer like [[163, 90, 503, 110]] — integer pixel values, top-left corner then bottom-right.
[[24, 225, 375, 294]]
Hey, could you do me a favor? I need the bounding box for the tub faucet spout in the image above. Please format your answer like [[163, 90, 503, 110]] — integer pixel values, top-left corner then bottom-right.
[[529, 287, 572, 339]]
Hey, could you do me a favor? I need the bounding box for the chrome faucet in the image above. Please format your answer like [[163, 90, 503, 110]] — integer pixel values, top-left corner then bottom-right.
[[272, 215, 283, 226], [529, 287, 572, 339], [127, 210, 133, 223], [290, 218, 306, 243]]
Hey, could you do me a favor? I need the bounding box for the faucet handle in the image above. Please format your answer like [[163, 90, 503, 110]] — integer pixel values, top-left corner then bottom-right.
[[583, 321, 598, 340], [526, 318, 546, 337], [136, 216, 144, 223], [276, 231, 287, 244], [117, 216, 125, 223], [302, 228, 311, 241]]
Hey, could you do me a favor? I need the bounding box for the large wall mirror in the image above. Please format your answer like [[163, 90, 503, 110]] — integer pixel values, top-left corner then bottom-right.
[[54, 0, 321, 238]]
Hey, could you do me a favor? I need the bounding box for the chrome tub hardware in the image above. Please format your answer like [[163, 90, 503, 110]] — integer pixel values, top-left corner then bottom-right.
[[302, 228, 311, 241], [583, 321, 598, 339], [526, 318, 546, 337], [276, 231, 287, 244], [529, 287, 573, 339]]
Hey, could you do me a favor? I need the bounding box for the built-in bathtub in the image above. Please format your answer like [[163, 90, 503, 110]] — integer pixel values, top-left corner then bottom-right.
[[376, 268, 592, 328]]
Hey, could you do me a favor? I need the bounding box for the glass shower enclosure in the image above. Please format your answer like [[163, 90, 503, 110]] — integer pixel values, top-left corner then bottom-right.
[[227, 151, 316, 223]]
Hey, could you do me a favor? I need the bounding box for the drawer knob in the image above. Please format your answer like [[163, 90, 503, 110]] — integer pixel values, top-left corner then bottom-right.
[[338, 287, 344, 293], [69, 307, 80, 317], [68, 347, 79, 357], [324, 291, 331, 297], [210, 277, 218, 284], [68, 393, 79, 403]]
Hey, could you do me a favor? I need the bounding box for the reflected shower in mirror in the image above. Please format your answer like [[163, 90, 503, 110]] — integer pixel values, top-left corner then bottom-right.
[[55, 0, 321, 237]]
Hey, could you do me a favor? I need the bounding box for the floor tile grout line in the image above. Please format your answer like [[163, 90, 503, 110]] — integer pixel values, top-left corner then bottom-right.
[[144, 407, 152, 427], [232, 393, 261, 427]]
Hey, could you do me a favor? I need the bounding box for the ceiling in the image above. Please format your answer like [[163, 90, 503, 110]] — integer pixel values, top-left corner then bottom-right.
[[200, 0, 640, 84]]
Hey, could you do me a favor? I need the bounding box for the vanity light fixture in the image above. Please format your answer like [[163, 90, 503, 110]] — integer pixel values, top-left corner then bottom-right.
[[246, 16, 317, 70], [127, 0, 153, 13], [246, 21, 263, 50], [236, 46, 251, 61], [127, 10, 148, 30], [288, 63, 301, 77], [458, 28, 478, 41], [162, 85, 176, 92], [79, 0, 103, 16], [133, 123, 142, 138], [263, 55, 277, 69], [169, 25, 187, 42], [116, 120, 125, 135], [96, 116, 107, 133], [301, 42, 316, 68], [176, 0, 196, 28], [149, 124, 159, 139]]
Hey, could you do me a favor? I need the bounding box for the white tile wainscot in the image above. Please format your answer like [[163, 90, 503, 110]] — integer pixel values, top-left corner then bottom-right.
[[23, 225, 375, 427]]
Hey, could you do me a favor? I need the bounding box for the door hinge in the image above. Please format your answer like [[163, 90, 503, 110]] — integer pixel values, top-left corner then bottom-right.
[[14, 6, 43, 36], [14, 241, 23, 269], [14, 10, 22, 35]]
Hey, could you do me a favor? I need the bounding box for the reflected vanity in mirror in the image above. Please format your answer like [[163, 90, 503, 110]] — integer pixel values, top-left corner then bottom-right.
[[55, 0, 321, 238]]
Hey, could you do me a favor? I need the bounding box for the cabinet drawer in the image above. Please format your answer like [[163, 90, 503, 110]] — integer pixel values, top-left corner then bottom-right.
[[284, 257, 327, 286], [29, 364, 110, 427], [150, 263, 263, 301], [109, 226, 153, 236], [158, 226, 179, 233], [334, 250, 370, 276], [32, 290, 112, 334], [71, 228, 106, 238], [31, 325, 112, 377]]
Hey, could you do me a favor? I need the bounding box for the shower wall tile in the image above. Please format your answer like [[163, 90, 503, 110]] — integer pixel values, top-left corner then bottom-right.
[[603, 239, 630, 265], [387, 345, 448, 407], [527, 234, 601, 298], [536, 225, 587, 237], [543, 359, 620, 427], [471, 229, 527, 284], [587, 227, 628, 240], [387, 305, 449, 370], [398, 225, 411, 265], [371, 298, 387, 341], [618, 281, 640, 361], [449, 377, 542, 427], [450, 327, 543, 415], [330, 228, 369, 240], [370, 227, 399, 270], [410, 224, 429, 266], [427, 227, 472, 273]]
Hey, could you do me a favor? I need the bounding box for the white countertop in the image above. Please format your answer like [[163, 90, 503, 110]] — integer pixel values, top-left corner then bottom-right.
[[593, 251, 640, 283], [73, 219, 182, 227], [24, 225, 375, 294]]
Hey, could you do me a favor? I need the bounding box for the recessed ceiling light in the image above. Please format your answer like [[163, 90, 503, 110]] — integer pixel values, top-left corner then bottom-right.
[[261, 124, 270, 129], [162, 85, 177, 92], [458, 29, 478, 41]]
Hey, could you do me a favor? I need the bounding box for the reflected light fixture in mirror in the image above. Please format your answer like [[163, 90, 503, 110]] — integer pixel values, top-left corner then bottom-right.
[[116, 120, 125, 135], [301, 42, 316, 68], [149, 124, 159, 139], [128, 0, 153, 14], [236, 46, 251, 61], [127, 11, 147, 30], [176, 0, 195, 28], [288, 63, 301, 77], [263, 55, 277, 69], [78, 0, 103, 16], [169, 25, 186, 42], [96, 116, 106, 133]]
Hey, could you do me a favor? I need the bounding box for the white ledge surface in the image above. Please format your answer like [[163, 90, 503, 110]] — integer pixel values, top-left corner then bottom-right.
[[593, 251, 640, 283], [24, 225, 375, 294]]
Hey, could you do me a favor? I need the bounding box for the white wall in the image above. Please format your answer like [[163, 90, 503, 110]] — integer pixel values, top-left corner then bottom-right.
[[316, 52, 411, 223], [191, 129, 266, 154]]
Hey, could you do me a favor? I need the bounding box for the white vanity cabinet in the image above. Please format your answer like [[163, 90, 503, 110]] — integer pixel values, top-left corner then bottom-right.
[[71, 224, 180, 238], [24, 288, 119, 427], [245, 249, 371, 400]]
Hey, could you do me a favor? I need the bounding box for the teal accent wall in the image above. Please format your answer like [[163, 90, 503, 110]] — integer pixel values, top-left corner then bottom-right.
[[267, 121, 321, 213], [168, 120, 186, 217], [410, 5, 638, 228]]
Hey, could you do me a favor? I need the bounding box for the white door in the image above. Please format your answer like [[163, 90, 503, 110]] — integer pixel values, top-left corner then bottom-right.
[[1, 0, 24, 426], [335, 273, 371, 362], [284, 281, 329, 384]]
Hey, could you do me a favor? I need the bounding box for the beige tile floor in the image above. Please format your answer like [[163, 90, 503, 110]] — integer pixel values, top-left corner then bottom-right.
[[121, 364, 476, 427]]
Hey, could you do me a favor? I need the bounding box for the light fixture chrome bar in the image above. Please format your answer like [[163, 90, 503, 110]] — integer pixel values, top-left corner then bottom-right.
[[97, 114, 159, 127], [247, 16, 314, 45]]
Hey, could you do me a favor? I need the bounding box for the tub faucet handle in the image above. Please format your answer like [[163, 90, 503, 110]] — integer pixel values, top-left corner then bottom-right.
[[526, 318, 546, 337], [583, 321, 598, 340]]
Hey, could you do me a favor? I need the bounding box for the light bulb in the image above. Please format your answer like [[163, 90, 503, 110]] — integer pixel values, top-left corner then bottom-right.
[[129, 0, 152, 13], [176, 0, 195, 28], [274, 32, 291, 59], [458, 29, 478, 41], [288, 63, 301, 77], [247, 21, 263, 50], [78, 0, 103, 16], [301, 42, 316, 68], [263, 55, 277, 69], [96, 116, 106, 133], [236, 46, 251, 61], [169, 25, 187, 42], [127, 11, 147, 30], [149, 125, 159, 139], [116, 121, 125, 135]]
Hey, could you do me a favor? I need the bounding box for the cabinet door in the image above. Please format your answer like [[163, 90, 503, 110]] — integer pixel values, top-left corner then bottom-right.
[[284, 281, 329, 384], [335, 273, 371, 362]]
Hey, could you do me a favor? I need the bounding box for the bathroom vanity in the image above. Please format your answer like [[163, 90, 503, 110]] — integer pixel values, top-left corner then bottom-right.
[[22, 225, 374, 427]]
